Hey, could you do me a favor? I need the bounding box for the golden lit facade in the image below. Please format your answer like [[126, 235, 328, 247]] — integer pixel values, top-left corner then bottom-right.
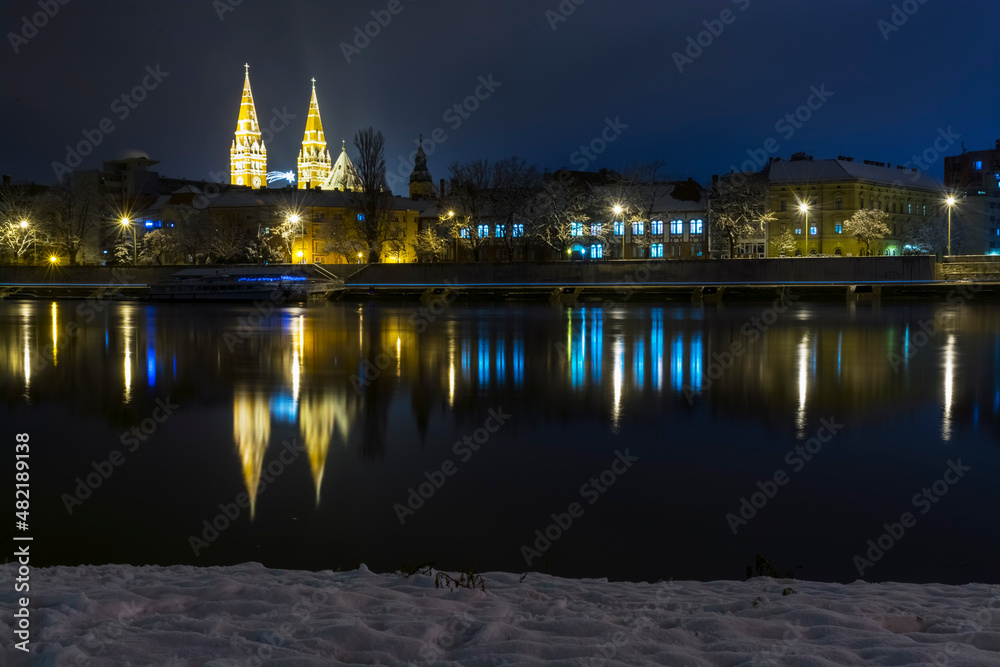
[[765, 158, 943, 257], [230, 64, 267, 189], [297, 79, 331, 189]]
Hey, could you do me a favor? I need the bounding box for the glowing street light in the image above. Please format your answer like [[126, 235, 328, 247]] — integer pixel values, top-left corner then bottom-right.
[[945, 196, 956, 256], [799, 202, 810, 254], [287, 213, 303, 263], [120, 217, 136, 265], [357, 251, 363, 264], [49, 256, 58, 265]]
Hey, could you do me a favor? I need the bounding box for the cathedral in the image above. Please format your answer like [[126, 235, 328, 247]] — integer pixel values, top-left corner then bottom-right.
[[230, 65, 360, 192]]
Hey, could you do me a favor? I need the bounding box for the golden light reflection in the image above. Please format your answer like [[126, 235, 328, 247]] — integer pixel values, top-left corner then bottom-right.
[[122, 308, 134, 405], [50, 302, 58, 367], [234, 390, 271, 518], [22, 318, 31, 399], [448, 338, 456, 408], [299, 394, 343, 507], [291, 315, 304, 403], [396, 335, 401, 378], [611, 337, 624, 432], [942, 333, 956, 442], [795, 332, 809, 439]]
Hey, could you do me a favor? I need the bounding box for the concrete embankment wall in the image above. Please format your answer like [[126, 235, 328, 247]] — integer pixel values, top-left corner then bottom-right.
[[346, 257, 938, 286], [938, 255, 1000, 280], [0, 264, 363, 285]]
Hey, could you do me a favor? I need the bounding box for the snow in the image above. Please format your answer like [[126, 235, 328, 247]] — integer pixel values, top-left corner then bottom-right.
[[3, 562, 999, 665]]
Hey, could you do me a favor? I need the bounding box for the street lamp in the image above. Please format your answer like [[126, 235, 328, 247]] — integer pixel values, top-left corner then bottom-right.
[[614, 204, 625, 259], [120, 217, 135, 265], [799, 202, 809, 256], [945, 196, 956, 256]]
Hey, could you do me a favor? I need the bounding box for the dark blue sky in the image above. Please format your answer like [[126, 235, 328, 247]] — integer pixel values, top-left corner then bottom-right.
[[2, 0, 997, 192]]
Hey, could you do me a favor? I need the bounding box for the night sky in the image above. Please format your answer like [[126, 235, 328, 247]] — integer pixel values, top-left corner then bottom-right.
[[2, 0, 998, 191]]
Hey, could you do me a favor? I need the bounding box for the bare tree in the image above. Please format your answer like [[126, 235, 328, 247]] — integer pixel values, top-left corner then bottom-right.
[[530, 175, 602, 255], [442, 160, 493, 261], [413, 227, 449, 262], [900, 217, 948, 255], [353, 127, 393, 263], [709, 176, 775, 258], [0, 183, 36, 263], [489, 157, 540, 260], [769, 228, 798, 257], [39, 179, 104, 265], [844, 208, 891, 256]]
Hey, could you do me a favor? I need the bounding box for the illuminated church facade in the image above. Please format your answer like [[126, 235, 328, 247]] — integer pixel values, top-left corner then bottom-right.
[[230, 66, 359, 192]]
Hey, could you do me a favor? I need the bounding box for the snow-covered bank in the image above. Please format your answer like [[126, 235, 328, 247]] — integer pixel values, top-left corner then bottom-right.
[[2, 563, 999, 666]]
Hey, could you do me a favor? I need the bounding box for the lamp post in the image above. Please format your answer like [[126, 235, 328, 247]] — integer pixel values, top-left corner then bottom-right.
[[945, 196, 956, 256], [20, 220, 35, 265], [799, 202, 809, 256], [614, 204, 625, 259], [120, 217, 135, 265]]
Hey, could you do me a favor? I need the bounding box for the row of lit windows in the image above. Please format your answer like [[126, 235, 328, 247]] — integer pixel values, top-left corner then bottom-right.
[[571, 219, 704, 237], [780, 198, 928, 215], [459, 224, 527, 238]]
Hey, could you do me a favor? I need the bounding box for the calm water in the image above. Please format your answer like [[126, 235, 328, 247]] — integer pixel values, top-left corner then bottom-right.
[[2, 297, 999, 584]]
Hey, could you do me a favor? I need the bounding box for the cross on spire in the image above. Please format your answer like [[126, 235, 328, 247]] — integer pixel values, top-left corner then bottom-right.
[[244, 63, 249, 74]]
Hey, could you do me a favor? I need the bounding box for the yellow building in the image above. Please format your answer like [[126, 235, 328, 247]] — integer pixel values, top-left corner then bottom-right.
[[208, 188, 425, 264], [297, 79, 331, 189], [230, 65, 267, 189], [765, 157, 945, 256]]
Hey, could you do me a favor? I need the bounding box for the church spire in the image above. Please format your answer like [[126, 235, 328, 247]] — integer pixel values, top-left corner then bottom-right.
[[409, 133, 434, 200], [297, 78, 331, 189], [230, 64, 267, 188]]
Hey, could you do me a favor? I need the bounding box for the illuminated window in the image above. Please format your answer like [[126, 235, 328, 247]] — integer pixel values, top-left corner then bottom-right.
[[651, 220, 663, 235], [651, 243, 663, 258], [835, 224, 842, 234], [590, 223, 602, 236], [613, 221, 623, 236], [513, 224, 524, 238], [810, 225, 817, 235], [690, 219, 703, 235], [357, 214, 366, 221], [670, 219, 683, 235], [495, 225, 506, 238], [795, 228, 802, 235], [975, 160, 983, 170], [460, 229, 470, 238], [590, 244, 603, 259], [570, 222, 584, 237], [632, 221, 644, 235], [477, 224, 490, 238]]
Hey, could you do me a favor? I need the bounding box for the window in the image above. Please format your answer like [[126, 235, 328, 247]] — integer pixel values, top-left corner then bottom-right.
[[693, 242, 703, 256], [613, 221, 623, 236], [312, 212, 326, 222], [357, 214, 366, 221], [651, 220, 663, 235], [570, 222, 584, 237], [671, 244, 681, 257], [690, 219, 703, 235], [651, 243, 663, 258], [670, 219, 683, 235], [632, 221, 644, 236], [908, 203, 912, 214], [460, 228, 470, 238], [975, 160, 983, 170], [780, 200, 787, 212], [495, 225, 506, 238], [835, 199, 842, 210], [513, 224, 524, 238], [477, 224, 489, 238], [860, 197, 864, 208], [590, 223, 602, 237], [810, 225, 817, 236], [922, 205, 927, 215], [835, 224, 842, 234], [590, 244, 603, 259], [794, 228, 802, 235]]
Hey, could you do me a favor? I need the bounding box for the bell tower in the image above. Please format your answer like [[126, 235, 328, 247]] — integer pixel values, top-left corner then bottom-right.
[[230, 64, 267, 188], [297, 79, 331, 189]]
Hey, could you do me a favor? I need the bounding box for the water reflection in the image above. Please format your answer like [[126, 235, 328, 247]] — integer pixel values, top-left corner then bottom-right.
[[943, 333, 956, 441], [234, 389, 270, 518]]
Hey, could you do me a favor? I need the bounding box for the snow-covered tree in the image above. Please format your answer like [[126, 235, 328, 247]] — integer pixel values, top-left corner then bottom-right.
[[413, 227, 449, 262], [769, 228, 798, 257], [709, 177, 775, 258], [844, 209, 891, 256], [900, 217, 949, 255]]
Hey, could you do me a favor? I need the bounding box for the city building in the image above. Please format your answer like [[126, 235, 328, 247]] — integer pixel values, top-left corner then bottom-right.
[[296, 79, 331, 189], [756, 154, 945, 257], [943, 141, 1000, 255]]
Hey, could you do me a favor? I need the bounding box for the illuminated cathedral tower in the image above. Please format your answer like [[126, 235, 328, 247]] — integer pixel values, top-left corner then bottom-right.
[[297, 79, 331, 189], [230, 64, 267, 188]]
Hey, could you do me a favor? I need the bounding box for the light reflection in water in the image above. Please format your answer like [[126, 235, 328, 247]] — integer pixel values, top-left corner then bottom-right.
[[234, 390, 271, 519], [671, 333, 683, 392], [689, 332, 703, 391], [21, 303, 32, 399], [50, 302, 58, 367], [122, 307, 134, 405], [651, 309, 663, 391], [796, 332, 810, 439], [611, 336, 624, 431], [942, 333, 956, 442]]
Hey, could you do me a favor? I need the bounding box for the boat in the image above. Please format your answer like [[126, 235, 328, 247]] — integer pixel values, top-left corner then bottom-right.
[[146, 266, 343, 302]]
